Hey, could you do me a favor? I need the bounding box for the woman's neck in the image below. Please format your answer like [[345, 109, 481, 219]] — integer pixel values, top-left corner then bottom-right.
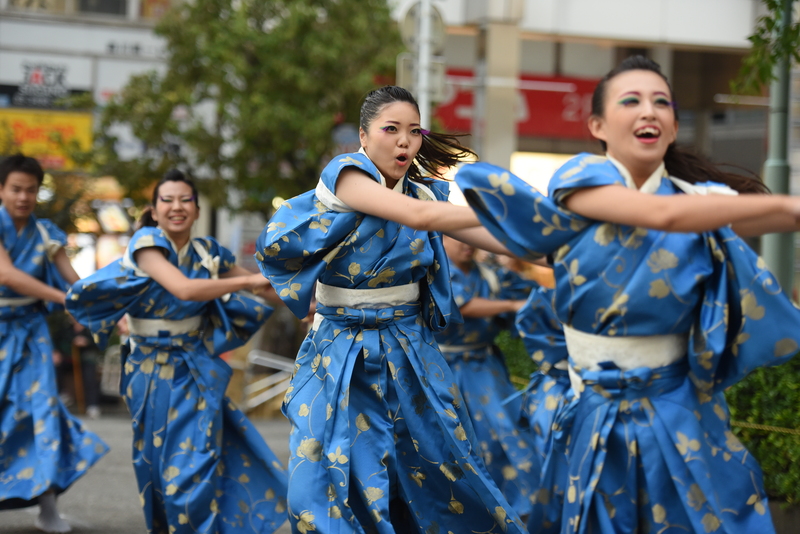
[[162, 229, 191, 251]]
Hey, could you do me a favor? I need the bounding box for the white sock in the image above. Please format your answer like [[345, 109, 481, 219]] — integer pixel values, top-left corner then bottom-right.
[[36, 491, 71, 533]]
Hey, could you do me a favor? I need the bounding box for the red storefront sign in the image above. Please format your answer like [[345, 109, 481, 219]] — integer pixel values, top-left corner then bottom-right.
[[434, 68, 600, 140]]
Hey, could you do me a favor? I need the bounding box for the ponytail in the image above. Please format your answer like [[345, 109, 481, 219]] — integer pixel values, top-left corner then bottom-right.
[[664, 144, 768, 194], [135, 206, 158, 230], [410, 131, 477, 183]]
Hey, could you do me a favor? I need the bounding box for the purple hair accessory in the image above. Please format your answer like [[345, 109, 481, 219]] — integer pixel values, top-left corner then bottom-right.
[[420, 129, 430, 135]]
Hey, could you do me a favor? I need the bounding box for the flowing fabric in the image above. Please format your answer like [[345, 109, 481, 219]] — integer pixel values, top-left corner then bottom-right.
[[255, 151, 526, 534], [514, 286, 571, 533], [457, 154, 800, 534], [66, 227, 287, 534], [0, 207, 108, 510], [434, 260, 539, 517]]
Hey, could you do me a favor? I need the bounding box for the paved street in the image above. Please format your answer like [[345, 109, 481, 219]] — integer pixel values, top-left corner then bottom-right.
[[2, 407, 292, 534]]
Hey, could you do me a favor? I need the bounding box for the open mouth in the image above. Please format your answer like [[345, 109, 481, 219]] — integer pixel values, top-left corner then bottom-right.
[[396, 155, 408, 164], [635, 126, 661, 140]]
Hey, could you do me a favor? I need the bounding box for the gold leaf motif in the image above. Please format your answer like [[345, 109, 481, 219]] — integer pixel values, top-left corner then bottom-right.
[[502, 465, 518, 480], [410, 238, 426, 255], [179, 513, 189, 525], [741, 291, 765, 320], [647, 249, 679, 273], [163, 466, 180, 481], [356, 413, 371, 432], [409, 471, 425, 487], [363, 487, 384, 505], [348, 262, 361, 276], [296, 438, 322, 462], [594, 223, 615, 246], [298, 404, 310, 417], [774, 338, 798, 358], [16, 467, 34, 480], [676, 432, 701, 456], [165, 484, 178, 496], [448, 498, 464, 514], [328, 506, 342, 519], [701, 512, 721, 532], [652, 503, 666, 523], [454, 424, 467, 441], [648, 279, 670, 299], [687, 484, 706, 511], [488, 172, 515, 195]]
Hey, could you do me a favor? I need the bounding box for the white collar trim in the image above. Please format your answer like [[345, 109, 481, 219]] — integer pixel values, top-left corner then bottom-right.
[[606, 155, 666, 194]]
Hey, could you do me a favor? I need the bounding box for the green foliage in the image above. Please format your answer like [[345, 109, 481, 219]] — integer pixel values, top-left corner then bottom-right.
[[726, 355, 800, 505], [76, 0, 402, 210], [495, 329, 536, 386], [732, 0, 800, 95]]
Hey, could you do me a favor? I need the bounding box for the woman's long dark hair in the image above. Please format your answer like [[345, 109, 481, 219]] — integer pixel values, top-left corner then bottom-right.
[[359, 86, 476, 183], [136, 169, 200, 229], [592, 56, 768, 194]]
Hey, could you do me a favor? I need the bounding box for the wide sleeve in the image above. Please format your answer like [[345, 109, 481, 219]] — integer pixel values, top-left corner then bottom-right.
[[515, 287, 569, 374], [449, 267, 472, 308], [410, 179, 463, 331], [35, 219, 67, 262], [199, 237, 274, 354], [254, 153, 380, 319], [690, 227, 800, 395], [66, 227, 168, 348], [34, 219, 70, 311], [455, 160, 589, 260]]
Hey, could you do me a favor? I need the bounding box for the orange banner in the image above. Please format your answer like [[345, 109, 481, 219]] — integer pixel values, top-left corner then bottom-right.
[[0, 109, 92, 170]]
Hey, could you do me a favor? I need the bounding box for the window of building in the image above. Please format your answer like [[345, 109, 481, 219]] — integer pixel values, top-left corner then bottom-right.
[[78, 0, 127, 16]]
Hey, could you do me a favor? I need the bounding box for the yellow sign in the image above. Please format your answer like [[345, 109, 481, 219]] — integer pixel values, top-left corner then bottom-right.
[[0, 109, 92, 170]]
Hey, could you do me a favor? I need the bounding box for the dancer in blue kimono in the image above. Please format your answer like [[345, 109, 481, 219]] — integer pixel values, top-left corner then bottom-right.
[[513, 286, 571, 533], [256, 86, 527, 534], [457, 56, 800, 534], [0, 154, 108, 533], [434, 235, 537, 517], [67, 170, 288, 534]]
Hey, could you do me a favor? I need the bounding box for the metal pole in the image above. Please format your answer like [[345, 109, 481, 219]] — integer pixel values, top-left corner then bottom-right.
[[417, 0, 432, 128], [762, 0, 795, 295]]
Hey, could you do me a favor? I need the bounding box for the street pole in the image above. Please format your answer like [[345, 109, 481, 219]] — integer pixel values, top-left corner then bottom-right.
[[762, 0, 795, 295], [417, 0, 432, 128]]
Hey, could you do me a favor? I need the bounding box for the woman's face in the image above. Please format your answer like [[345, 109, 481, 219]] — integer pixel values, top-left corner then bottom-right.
[[0, 171, 39, 225], [589, 69, 678, 177], [151, 180, 198, 238], [359, 101, 424, 184]]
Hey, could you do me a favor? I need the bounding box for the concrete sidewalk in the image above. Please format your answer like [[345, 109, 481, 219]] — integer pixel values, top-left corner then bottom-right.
[[2, 409, 292, 534]]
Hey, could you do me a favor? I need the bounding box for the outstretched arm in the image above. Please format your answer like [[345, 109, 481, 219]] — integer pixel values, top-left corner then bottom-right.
[[335, 169, 481, 232], [564, 184, 800, 234], [135, 248, 270, 302], [221, 264, 283, 306], [460, 296, 526, 318], [54, 248, 80, 285], [0, 243, 67, 304]]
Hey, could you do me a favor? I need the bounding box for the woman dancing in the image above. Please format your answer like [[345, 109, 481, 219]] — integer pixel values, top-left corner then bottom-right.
[[0, 154, 108, 533], [457, 56, 800, 533], [435, 235, 537, 517], [256, 86, 527, 534], [67, 170, 288, 534]]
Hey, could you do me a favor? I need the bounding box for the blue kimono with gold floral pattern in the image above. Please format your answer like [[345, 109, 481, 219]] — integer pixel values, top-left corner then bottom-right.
[[0, 207, 108, 509], [66, 227, 287, 534], [434, 260, 539, 517], [514, 286, 571, 533], [255, 152, 526, 534], [458, 154, 800, 534]]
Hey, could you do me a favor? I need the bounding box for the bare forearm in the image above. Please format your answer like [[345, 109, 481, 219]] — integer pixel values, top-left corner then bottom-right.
[[174, 277, 253, 301], [0, 269, 65, 304], [732, 211, 799, 237], [445, 226, 511, 255], [460, 297, 521, 318], [566, 186, 799, 234]]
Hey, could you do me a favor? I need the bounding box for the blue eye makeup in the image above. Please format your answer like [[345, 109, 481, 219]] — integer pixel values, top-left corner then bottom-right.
[[618, 97, 639, 106], [379, 125, 397, 132]]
